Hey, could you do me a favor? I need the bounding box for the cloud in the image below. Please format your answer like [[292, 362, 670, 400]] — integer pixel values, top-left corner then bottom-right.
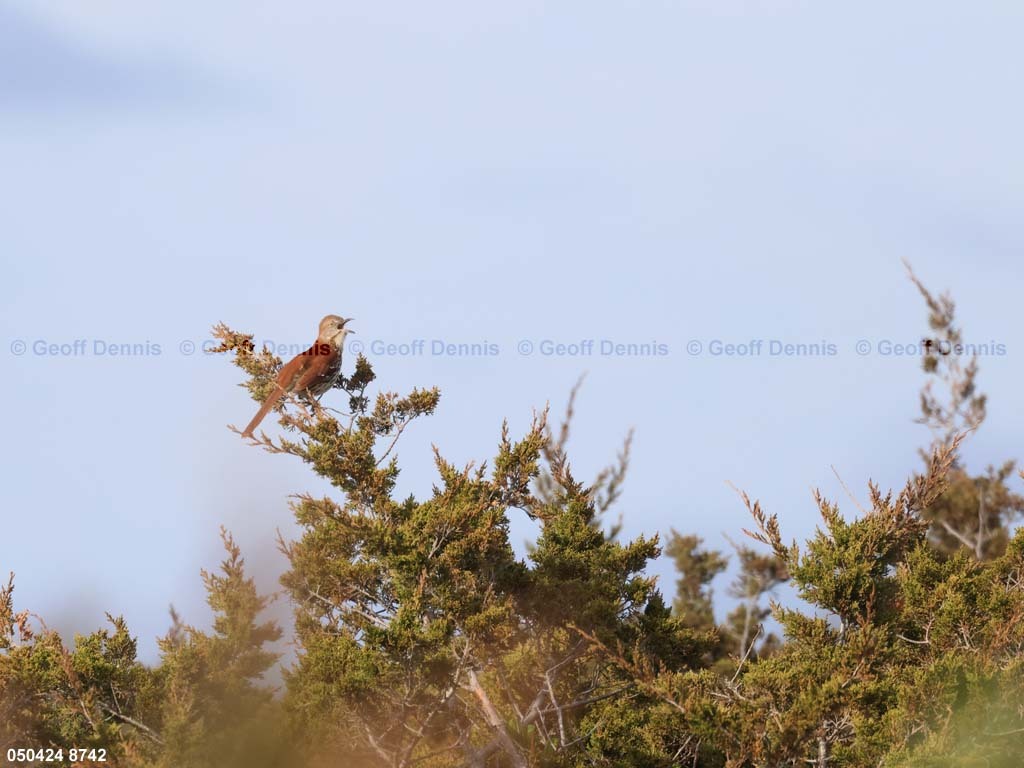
[[0, 5, 218, 110]]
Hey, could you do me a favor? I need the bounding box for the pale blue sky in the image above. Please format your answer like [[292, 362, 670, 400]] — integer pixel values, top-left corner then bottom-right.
[[2, 0, 1022, 662]]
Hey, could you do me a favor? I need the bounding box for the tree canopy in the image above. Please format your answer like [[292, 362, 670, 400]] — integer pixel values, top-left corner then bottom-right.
[[3, 272, 1021, 767]]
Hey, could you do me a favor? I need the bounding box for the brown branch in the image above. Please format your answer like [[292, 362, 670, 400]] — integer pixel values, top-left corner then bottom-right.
[[97, 702, 164, 745], [465, 669, 528, 768]]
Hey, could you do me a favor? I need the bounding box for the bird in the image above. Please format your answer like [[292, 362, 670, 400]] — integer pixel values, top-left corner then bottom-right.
[[240, 315, 354, 439]]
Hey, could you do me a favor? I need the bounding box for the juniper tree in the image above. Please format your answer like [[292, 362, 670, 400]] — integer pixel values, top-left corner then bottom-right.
[[214, 324, 711, 768], [663, 531, 785, 675], [0, 528, 282, 768], [597, 434, 1024, 767], [6, 287, 1021, 768], [905, 264, 1024, 559], [0, 573, 151, 761], [720, 540, 786, 663], [664, 532, 727, 635], [149, 528, 285, 768]]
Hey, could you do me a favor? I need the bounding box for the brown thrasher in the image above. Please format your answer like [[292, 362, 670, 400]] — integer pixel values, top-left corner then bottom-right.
[[240, 315, 354, 438]]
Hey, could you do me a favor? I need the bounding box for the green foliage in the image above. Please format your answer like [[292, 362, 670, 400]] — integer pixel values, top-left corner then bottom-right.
[[664, 532, 727, 634], [0, 570, 152, 762], [721, 542, 787, 661], [249, 358, 706, 767], [611, 454, 1023, 767], [923, 463, 1024, 560], [5, 278, 1023, 768], [149, 528, 284, 768], [0, 529, 285, 767]]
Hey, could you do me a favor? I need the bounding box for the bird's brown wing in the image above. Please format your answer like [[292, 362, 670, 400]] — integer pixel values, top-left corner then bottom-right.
[[292, 345, 339, 395], [275, 347, 314, 392], [241, 344, 340, 437]]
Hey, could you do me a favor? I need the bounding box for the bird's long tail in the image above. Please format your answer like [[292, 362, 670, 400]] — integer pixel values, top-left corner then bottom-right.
[[241, 386, 286, 438]]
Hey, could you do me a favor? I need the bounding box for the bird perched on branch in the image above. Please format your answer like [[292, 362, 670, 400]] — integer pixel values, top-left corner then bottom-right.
[[240, 315, 354, 439]]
